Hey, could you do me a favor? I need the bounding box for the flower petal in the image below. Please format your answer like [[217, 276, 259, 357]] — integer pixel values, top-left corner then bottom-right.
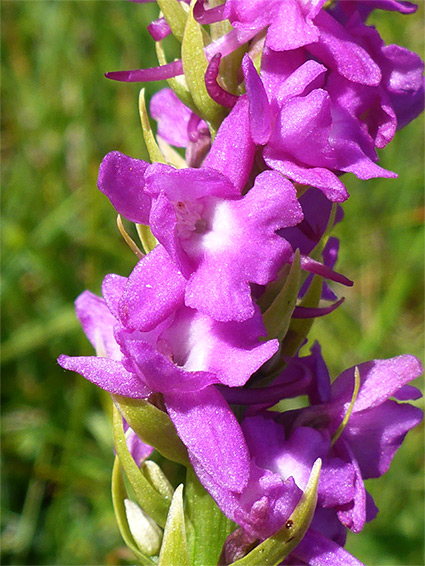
[[165, 386, 251, 493], [58, 355, 150, 398], [98, 151, 151, 224], [119, 245, 186, 332]]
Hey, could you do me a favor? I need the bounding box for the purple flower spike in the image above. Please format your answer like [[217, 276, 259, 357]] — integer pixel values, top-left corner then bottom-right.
[[280, 348, 424, 534], [330, 355, 424, 479]]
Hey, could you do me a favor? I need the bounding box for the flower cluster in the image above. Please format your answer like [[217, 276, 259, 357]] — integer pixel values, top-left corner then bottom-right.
[[59, 1, 423, 564]]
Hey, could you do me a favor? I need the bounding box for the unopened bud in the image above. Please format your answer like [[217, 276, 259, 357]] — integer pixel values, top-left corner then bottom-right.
[[143, 460, 174, 501], [124, 498, 163, 556]]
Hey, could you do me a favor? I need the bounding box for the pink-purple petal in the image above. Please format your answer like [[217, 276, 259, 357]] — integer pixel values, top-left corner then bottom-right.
[[331, 355, 423, 411], [150, 88, 193, 147], [243, 54, 273, 145], [341, 400, 423, 478], [185, 170, 303, 322], [266, 0, 320, 51], [165, 386, 251, 493], [119, 245, 186, 332], [74, 291, 121, 360], [57, 355, 150, 398], [203, 96, 255, 192], [98, 151, 151, 224], [291, 528, 365, 565]]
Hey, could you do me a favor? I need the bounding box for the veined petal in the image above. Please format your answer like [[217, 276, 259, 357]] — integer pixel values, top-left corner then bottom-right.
[[341, 400, 423, 478], [159, 305, 279, 387], [119, 245, 186, 332], [74, 290, 121, 359], [165, 386, 251, 493], [185, 171, 303, 322], [291, 528, 364, 565], [331, 355, 423, 411], [203, 96, 255, 192], [58, 355, 150, 398], [98, 151, 151, 224]]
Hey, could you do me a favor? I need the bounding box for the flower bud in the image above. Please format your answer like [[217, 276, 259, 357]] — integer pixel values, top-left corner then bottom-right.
[[142, 460, 174, 501], [124, 498, 163, 556]]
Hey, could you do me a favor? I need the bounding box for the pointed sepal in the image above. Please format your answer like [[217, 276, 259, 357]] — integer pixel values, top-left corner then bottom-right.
[[281, 274, 323, 358], [111, 457, 157, 566], [112, 404, 171, 528], [139, 88, 166, 164], [158, 484, 191, 566], [262, 249, 301, 342], [136, 223, 159, 254], [157, 0, 188, 42], [142, 460, 175, 501], [331, 366, 361, 447], [185, 466, 235, 566], [181, 3, 226, 132]]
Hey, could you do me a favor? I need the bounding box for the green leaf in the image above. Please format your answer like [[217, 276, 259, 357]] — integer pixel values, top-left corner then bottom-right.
[[262, 250, 301, 342], [142, 461, 175, 501], [112, 404, 171, 528], [117, 214, 144, 259], [281, 274, 323, 358], [157, 0, 188, 42], [181, 3, 226, 133], [111, 457, 157, 566], [331, 366, 361, 447], [229, 459, 322, 566], [135, 223, 158, 254], [112, 394, 189, 466], [138, 88, 165, 164], [185, 466, 235, 566], [158, 485, 191, 566]]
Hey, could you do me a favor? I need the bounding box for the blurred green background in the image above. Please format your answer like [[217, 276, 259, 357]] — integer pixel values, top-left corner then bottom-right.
[[1, 2, 423, 564]]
